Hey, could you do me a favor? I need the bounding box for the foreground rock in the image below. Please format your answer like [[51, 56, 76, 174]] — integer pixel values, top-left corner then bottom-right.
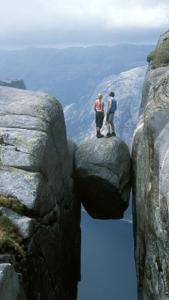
[[0, 263, 25, 300], [132, 30, 169, 299], [0, 86, 80, 300], [75, 137, 131, 219]]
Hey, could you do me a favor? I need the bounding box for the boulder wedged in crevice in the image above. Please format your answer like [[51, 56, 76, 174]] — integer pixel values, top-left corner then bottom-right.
[[75, 137, 131, 219], [76, 175, 129, 219]]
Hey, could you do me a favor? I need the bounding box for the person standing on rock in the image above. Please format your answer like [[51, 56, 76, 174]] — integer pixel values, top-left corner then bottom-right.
[[106, 91, 117, 137], [94, 93, 104, 138]]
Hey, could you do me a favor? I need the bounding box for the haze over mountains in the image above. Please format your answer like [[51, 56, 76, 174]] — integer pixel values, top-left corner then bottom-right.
[[0, 44, 152, 104], [65, 66, 146, 145], [0, 44, 152, 142]]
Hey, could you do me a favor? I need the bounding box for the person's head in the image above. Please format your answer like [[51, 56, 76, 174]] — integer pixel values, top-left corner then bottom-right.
[[109, 91, 115, 97], [97, 93, 103, 101]]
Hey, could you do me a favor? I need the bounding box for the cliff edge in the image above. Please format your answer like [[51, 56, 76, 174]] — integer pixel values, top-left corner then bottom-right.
[[132, 30, 169, 299], [0, 86, 81, 300]]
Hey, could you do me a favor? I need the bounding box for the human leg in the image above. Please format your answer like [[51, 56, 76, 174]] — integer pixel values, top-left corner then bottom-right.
[[96, 112, 104, 138], [109, 113, 116, 135]]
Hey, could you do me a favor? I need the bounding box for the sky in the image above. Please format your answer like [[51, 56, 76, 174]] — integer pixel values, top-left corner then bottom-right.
[[0, 0, 169, 48]]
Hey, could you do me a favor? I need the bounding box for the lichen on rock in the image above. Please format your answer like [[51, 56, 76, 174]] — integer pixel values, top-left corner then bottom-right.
[[0, 195, 28, 215], [0, 213, 25, 257], [147, 30, 169, 69]]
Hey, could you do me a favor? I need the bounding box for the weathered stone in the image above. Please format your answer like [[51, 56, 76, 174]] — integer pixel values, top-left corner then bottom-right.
[[0, 167, 42, 210], [0, 255, 16, 265], [0, 86, 67, 215], [0, 86, 81, 300], [0, 207, 35, 239], [0, 263, 23, 300], [132, 30, 169, 299], [75, 137, 131, 219], [0, 127, 48, 170]]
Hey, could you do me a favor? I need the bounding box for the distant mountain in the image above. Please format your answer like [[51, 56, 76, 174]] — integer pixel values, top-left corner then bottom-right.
[[64, 66, 147, 147], [0, 44, 152, 108], [0, 79, 26, 89]]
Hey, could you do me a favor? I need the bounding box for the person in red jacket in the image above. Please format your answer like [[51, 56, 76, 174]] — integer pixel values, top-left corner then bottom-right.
[[94, 93, 104, 138]]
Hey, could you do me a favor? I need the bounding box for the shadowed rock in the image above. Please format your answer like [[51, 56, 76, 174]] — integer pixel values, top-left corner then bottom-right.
[[132, 30, 169, 299], [0, 263, 26, 300], [75, 137, 131, 219]]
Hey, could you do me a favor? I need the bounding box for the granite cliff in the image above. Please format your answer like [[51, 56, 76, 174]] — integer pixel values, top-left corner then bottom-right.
[[0, 86, 81, 300], [132, 30, 169, 299]]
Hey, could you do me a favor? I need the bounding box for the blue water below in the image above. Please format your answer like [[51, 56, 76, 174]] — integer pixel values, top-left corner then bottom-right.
[[78, 212, 137, 300]]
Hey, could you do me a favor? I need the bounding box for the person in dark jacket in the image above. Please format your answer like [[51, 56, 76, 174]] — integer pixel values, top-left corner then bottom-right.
[[106, 91, 117, 137], [94, 93, 104, 138]]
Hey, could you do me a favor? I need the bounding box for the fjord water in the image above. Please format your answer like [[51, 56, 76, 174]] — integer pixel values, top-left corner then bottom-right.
[[78, 212, 137, 300]]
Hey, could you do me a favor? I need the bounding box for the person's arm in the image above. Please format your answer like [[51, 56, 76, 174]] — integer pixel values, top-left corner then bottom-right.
[[107, 98, 112, 114]]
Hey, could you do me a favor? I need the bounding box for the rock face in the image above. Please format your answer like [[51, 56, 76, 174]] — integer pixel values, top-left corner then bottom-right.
[[132, 30, 169, 299], [0, 86, 81, 300], [0, 263, 25, 300], [75, 137, 131, 219], [0, 79, 26, 89]]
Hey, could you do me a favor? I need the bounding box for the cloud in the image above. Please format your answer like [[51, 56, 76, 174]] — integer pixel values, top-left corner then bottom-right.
[[0, 0, 168, 45], [0, 0, 169, 31]]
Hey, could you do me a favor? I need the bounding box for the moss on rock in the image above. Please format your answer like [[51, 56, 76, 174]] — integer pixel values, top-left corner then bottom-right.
[[0, 213, 25, 257], [147, 36, 169, 69], [0, 195, 28, 215]]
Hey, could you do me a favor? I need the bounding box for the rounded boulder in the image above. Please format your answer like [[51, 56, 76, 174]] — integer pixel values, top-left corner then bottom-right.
[[75, 137, 131, 219]]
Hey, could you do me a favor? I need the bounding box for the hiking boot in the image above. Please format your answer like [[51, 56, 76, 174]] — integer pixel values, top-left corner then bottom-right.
[[106, 133, 111, 138], [96, 133, 104, 138], [109, 132, 116, 137]]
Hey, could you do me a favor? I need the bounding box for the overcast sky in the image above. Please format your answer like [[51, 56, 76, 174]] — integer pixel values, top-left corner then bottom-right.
[[0, 0, 169, 47]]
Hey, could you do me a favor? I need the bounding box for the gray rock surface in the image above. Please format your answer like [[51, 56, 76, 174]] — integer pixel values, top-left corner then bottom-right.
[[0, 86, 66, 215], [0, 207, 35, 239], [0, 79, 26, 89], [0, 263, 24, 300], [0, 86, 81, 300], [132, 30, 169, 299], [75, 137, 131, 219]]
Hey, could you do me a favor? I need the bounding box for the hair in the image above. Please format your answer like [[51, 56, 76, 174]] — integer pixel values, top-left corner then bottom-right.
[[97, 93, 103, 100], [109, 91, 115, 97]]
